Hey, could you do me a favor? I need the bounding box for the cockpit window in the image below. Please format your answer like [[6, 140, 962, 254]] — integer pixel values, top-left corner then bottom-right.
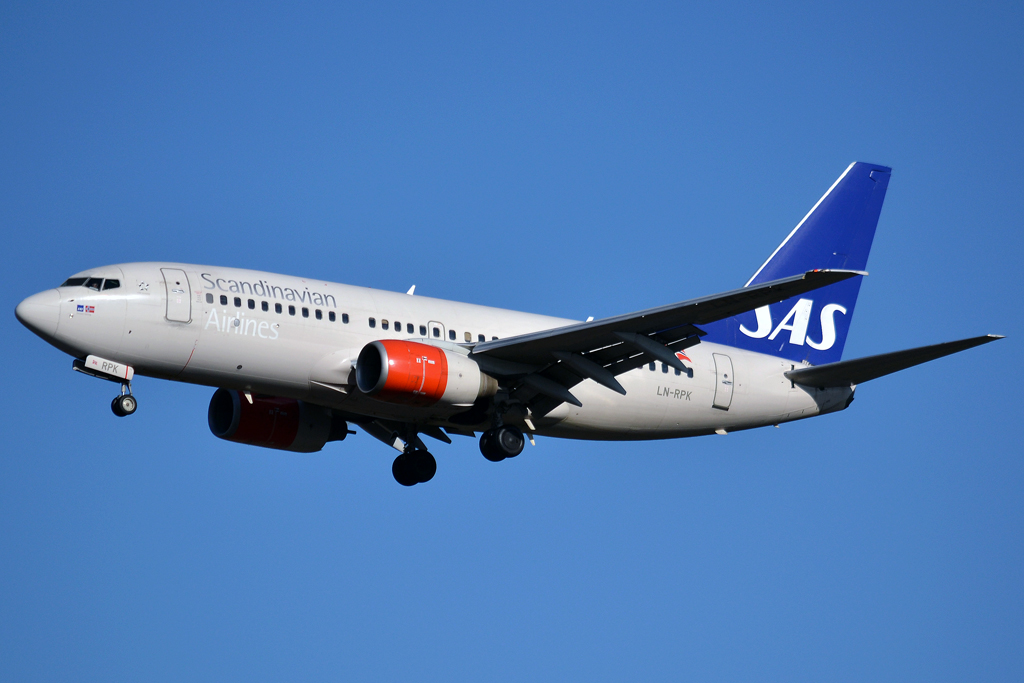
[[60, 278, 87, 287], [102, 279, 120, 290], [85, 278, 103, 290]]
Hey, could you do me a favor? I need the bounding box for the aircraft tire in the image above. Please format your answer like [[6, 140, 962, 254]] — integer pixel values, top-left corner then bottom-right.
[[410, 450, 436, 483], [479, 430, 505, 462], [495, 425, 524, 458], [111, 394, 136, 417], [392, 454, 418, 486], [119, 395, 138, 416]]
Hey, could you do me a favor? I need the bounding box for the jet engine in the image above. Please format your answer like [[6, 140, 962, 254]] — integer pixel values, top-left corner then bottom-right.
[[208, 389, 349, 452], [356, 340, 498, 409]]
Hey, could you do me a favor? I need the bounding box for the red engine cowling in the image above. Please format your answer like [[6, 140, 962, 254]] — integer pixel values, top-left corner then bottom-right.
[[355, 340, 498, 409], [208, 389, 349, 452]]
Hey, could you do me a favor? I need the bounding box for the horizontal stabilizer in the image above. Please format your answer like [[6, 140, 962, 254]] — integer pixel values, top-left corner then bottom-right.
[[785, 334, 1004, 388]]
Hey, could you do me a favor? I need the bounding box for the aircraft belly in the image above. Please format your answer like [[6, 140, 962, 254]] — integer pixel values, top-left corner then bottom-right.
[[544, 343, 851, 440], [551, 354, 716, 438]]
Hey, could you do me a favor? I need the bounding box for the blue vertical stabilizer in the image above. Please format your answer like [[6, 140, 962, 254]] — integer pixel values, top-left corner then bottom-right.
[[701, 162, 891, 365]]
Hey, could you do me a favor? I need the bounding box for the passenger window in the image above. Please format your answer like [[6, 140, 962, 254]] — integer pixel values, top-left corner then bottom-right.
[[60, 278, 87, 287], [478, 334, 485, 342], [492, 336, 498, 340], [220, 295, 228, 305], [102, 279, 120, 290], [248, 299, 255, 310], [275, 303, 282, 313], [662, 363, 668, 373], [342, 313, 349, 324], [302, 307, 309, 318], [449, 329, 456, 340], [464, 331, 472, 342], [329, 311, 336, 322], [234, 297, 242, 308], [432, 327, 440, 338], [382, 319, 389, 330], [420, 325, 427, 335], [86, 278, 103, 290], [206, 293, 214, 304], [407, 323, 414, 334], [369, 317, 376, 328], [649, 362, 656, 371], [315, 309, 322, 320], [675, 368, 681, 376], [289, 305, 296, 316], [261, 301, 268, 312]]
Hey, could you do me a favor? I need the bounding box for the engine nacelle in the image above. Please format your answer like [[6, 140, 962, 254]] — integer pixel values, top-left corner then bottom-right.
[[208, 389, 349, 453], [355, 340, 498, 409]]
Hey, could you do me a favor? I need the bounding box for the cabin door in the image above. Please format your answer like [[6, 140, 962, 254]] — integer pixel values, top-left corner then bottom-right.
[[162, 268, 192, 323], [712, 353, 734, 410]]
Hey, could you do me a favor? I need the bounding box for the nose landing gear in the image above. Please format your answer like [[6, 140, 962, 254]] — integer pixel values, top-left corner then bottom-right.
[[110, 384, 137, 417], [71, 357, 139, 418]]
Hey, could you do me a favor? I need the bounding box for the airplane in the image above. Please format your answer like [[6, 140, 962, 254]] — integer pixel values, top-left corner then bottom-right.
[[15, 162, 1002, 486]]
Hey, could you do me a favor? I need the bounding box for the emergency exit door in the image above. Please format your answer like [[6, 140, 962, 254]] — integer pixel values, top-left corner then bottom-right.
[[162, 268, 191, 323], [712, 353, 734, 410]]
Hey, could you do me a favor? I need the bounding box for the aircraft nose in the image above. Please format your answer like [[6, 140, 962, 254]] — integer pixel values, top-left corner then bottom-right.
[[15, 289, 61, 339]]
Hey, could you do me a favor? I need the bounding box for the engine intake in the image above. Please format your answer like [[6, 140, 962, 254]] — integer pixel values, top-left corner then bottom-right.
[[208, 389, 349, 452], [356, 340, 497, 409]]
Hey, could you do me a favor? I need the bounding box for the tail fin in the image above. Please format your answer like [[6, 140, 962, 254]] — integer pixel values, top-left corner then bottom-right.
[[701, 162, 891, 365]]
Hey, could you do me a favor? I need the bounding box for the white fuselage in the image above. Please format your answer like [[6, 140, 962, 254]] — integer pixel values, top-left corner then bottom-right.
[[30, 262, 854, 440]]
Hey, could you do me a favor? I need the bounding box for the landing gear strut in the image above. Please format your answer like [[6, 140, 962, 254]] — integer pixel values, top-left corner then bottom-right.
[[392, 448, 436, 486], [479, 425, 525, 462], [110, 384, 137, 417]]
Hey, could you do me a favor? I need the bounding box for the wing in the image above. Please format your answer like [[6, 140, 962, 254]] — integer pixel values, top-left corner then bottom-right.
[[466, 269, 862, 415]]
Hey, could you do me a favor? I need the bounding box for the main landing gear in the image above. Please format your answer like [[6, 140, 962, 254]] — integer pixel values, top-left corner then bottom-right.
[[392, 448, 437, 486], [110, 384, 137, 417], [479, 425, 525, 462]]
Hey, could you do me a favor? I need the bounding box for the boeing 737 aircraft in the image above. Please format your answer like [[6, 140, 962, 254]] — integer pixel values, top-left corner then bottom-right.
[[16, 162, 1002, 485]]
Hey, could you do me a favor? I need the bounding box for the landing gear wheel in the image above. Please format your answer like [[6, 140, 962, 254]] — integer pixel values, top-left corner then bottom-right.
[[111, 394, 137, 417], [409, 449, 436, 483], [495, 425, 525, 458], [479, 430, 505, 462], [480, 425, 525, 461], [392, 454, 418, 487]]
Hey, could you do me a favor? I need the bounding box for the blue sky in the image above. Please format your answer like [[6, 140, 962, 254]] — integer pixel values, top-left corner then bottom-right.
[[2, 2, 1022, 680]]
